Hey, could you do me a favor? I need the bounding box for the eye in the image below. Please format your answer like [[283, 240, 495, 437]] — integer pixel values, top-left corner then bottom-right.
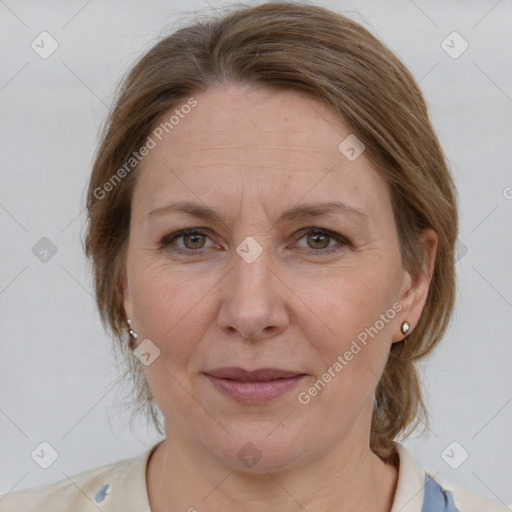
[[159, 227, 349, 256], [159, 228, 215, 255], [293, 228, 348, 255]]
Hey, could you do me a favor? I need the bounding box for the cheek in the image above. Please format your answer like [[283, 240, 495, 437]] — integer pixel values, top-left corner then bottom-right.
[[295, 258, 401, 415], [294, 274, 397, 428], [127, 257, 217, 363], [304, 260, 400, 346], [128, 259, 213, 421]]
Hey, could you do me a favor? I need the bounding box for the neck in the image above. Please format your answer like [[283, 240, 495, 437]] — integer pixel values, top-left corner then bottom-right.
[[146, 433, 399, 512]]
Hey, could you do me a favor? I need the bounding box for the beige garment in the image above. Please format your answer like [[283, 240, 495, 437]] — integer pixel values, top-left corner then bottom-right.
[[0, 442, 508, 511]]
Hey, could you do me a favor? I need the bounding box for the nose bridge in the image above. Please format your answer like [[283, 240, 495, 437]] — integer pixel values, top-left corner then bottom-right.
[[217, 235, 286, 339], [231, 235, 275, 307]]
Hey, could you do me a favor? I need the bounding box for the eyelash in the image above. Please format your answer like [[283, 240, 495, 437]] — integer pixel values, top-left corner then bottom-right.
[[159, 227, 349, 256]]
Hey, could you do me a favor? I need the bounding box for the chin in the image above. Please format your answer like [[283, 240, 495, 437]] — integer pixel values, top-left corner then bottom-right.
[[203, 423, 309, 474]]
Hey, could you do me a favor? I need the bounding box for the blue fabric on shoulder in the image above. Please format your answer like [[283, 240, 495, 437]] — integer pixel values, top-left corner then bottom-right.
[[421, 475, 458, 511]]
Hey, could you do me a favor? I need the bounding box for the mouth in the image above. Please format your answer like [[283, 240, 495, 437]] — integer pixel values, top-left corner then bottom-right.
[[204, 367, 308, 404]]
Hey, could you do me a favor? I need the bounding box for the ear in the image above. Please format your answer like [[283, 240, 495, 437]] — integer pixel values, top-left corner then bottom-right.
[[393, 228, 438, 343]]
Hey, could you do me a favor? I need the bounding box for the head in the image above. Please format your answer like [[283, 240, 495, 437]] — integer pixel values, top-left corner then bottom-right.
[[84, 1, 457, 465]]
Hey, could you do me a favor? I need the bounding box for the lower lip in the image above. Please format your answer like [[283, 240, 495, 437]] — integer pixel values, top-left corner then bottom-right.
[[206, 375, 306, 404]]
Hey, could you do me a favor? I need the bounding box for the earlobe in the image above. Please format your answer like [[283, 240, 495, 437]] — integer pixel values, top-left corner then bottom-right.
[[393, 229, 438, 343], [400, 321, 410, 337]]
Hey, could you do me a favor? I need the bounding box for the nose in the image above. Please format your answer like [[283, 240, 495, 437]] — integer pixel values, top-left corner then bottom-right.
[[216, 243, 289, 341]]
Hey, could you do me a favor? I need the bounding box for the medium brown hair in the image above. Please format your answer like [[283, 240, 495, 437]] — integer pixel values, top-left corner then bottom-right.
[[84, 1, 458, 460]]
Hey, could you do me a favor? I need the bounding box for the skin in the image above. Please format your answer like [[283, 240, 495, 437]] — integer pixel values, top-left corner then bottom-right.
[[121, 83, 437, 512]]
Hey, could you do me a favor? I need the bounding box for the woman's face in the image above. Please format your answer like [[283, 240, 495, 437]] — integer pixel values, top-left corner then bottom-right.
[[122, 84, 434, 471]]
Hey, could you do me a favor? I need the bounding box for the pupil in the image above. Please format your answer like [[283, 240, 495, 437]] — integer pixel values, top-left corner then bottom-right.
[[185, 234, 204, 249], [309, 234, 328, 249]]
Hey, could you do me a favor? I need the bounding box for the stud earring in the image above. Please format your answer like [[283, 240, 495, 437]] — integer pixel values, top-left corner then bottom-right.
[[400, 321, 410, 336], [127, 318, 138, 350]]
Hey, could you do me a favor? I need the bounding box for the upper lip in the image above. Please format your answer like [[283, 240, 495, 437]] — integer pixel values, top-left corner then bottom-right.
[[205, 367, 305, 382]]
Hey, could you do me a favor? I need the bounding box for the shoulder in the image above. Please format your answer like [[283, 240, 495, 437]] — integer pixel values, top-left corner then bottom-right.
[[0, 443, 160, 512], [392, 443, 509, 512], [431, 474, 510, 512]]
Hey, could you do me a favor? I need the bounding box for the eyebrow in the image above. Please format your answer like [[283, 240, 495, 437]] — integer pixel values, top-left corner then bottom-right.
[[147, 200, 368, 225]]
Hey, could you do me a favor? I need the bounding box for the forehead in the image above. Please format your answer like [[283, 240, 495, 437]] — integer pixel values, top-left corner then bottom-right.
[[132, 84, 390, 223], [144, 84, 354, 162]]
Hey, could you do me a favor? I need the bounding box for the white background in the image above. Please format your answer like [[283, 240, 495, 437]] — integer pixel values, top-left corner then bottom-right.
[[1, 0, 511, 507]]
